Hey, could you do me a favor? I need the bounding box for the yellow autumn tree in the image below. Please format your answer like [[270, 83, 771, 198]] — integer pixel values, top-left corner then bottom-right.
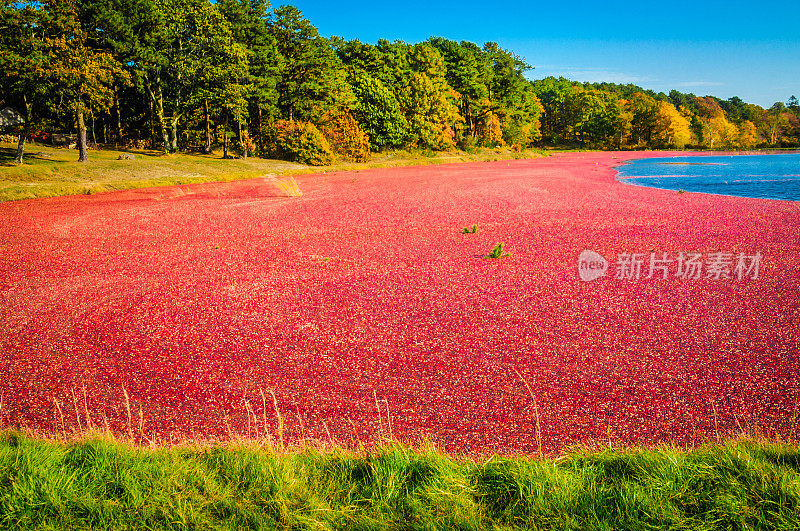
[[694, 97, 740, 149], [474, 99, 505, 146], [653, 101, 692, 148], [714, 117, 740, 149], [699, 116, 734, 149], [738, 120, 758, 149]]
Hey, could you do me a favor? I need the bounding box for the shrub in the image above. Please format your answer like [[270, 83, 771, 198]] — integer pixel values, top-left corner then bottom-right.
[[266, 120, 334, 166], [321, 112, 372, 163], [236, 131, 257, 157]]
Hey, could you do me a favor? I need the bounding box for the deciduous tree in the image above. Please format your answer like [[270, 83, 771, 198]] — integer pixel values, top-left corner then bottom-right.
[[0, 1, 50, 163], [738, 120, 758, 148], [43, 0, 128, 161], [653, 101, 692, 148]]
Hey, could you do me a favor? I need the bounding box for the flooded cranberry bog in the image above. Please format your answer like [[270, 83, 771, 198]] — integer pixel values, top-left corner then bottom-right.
[[1, 152, 798, 454]]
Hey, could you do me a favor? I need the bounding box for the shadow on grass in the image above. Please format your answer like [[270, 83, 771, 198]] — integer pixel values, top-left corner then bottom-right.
[[0, 144, 174, 167], [0, 146, 59, 166]]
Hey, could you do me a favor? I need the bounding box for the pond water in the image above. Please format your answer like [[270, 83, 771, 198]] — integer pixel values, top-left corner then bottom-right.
[[616, 153, 800, 202]]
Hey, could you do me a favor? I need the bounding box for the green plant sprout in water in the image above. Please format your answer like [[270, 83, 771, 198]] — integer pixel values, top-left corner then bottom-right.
[[678, 188, 685, 194], [484, 242, 510, 259], [461, 224, 477, 234]]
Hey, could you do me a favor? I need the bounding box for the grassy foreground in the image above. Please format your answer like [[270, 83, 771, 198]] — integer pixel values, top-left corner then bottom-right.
[[0, 143, 545, 202], [1, 433, 798, 529]]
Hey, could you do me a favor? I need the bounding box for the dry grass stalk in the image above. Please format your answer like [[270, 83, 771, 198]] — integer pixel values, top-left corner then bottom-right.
[[137, 406, 155, 447], [103, 413, 114, 439], [383, 399, 393, 439], [269, 388, 284, 449], [514, 369, 543, 458], [243, 401, 252, 438], [82, 386, 94, 431], [53, 398, 66, 434], [243, 399, 257, 439], [71, 389, 83, 432], [374, 390, 384, 436], [323, 420, 333, 445], [267, 175, 302, 197], [260, 389, 269, 440], [734, 413, 744, 434]]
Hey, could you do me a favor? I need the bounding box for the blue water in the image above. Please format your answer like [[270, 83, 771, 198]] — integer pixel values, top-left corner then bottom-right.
[[616, 153, 800, 202]]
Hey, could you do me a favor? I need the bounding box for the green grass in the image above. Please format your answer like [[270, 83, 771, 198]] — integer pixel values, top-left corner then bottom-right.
[[0, 143, 548, 202], [1, 432, 798, 529]]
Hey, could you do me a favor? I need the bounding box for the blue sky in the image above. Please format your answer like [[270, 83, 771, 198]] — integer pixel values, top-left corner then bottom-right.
[[287, 0, 799, 108]]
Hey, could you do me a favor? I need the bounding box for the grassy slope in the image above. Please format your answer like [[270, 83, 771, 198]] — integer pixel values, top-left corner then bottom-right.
[[1, 433, 798, 529], [0, 143, 545, 202]]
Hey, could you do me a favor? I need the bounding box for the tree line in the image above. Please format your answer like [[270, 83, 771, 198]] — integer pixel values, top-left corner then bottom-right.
[[2, 0, 799, 165]]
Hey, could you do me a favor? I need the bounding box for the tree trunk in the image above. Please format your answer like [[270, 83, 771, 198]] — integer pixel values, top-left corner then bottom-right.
[[203, 98, 212, 154], [238, 119, 246, 159], [14, 126, 28, 165], [77, 111, 89, 162], [222, 110, 229, 159], [113, 86, 123, 146], [168, 115, 179, 152], [257, 105, 263, 156], [91, 112, 97, 148], [14, 95, 32, 164], [769, 120, 778, 145], [144, 71, 169, 153], [148, 98, 154, 149]]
